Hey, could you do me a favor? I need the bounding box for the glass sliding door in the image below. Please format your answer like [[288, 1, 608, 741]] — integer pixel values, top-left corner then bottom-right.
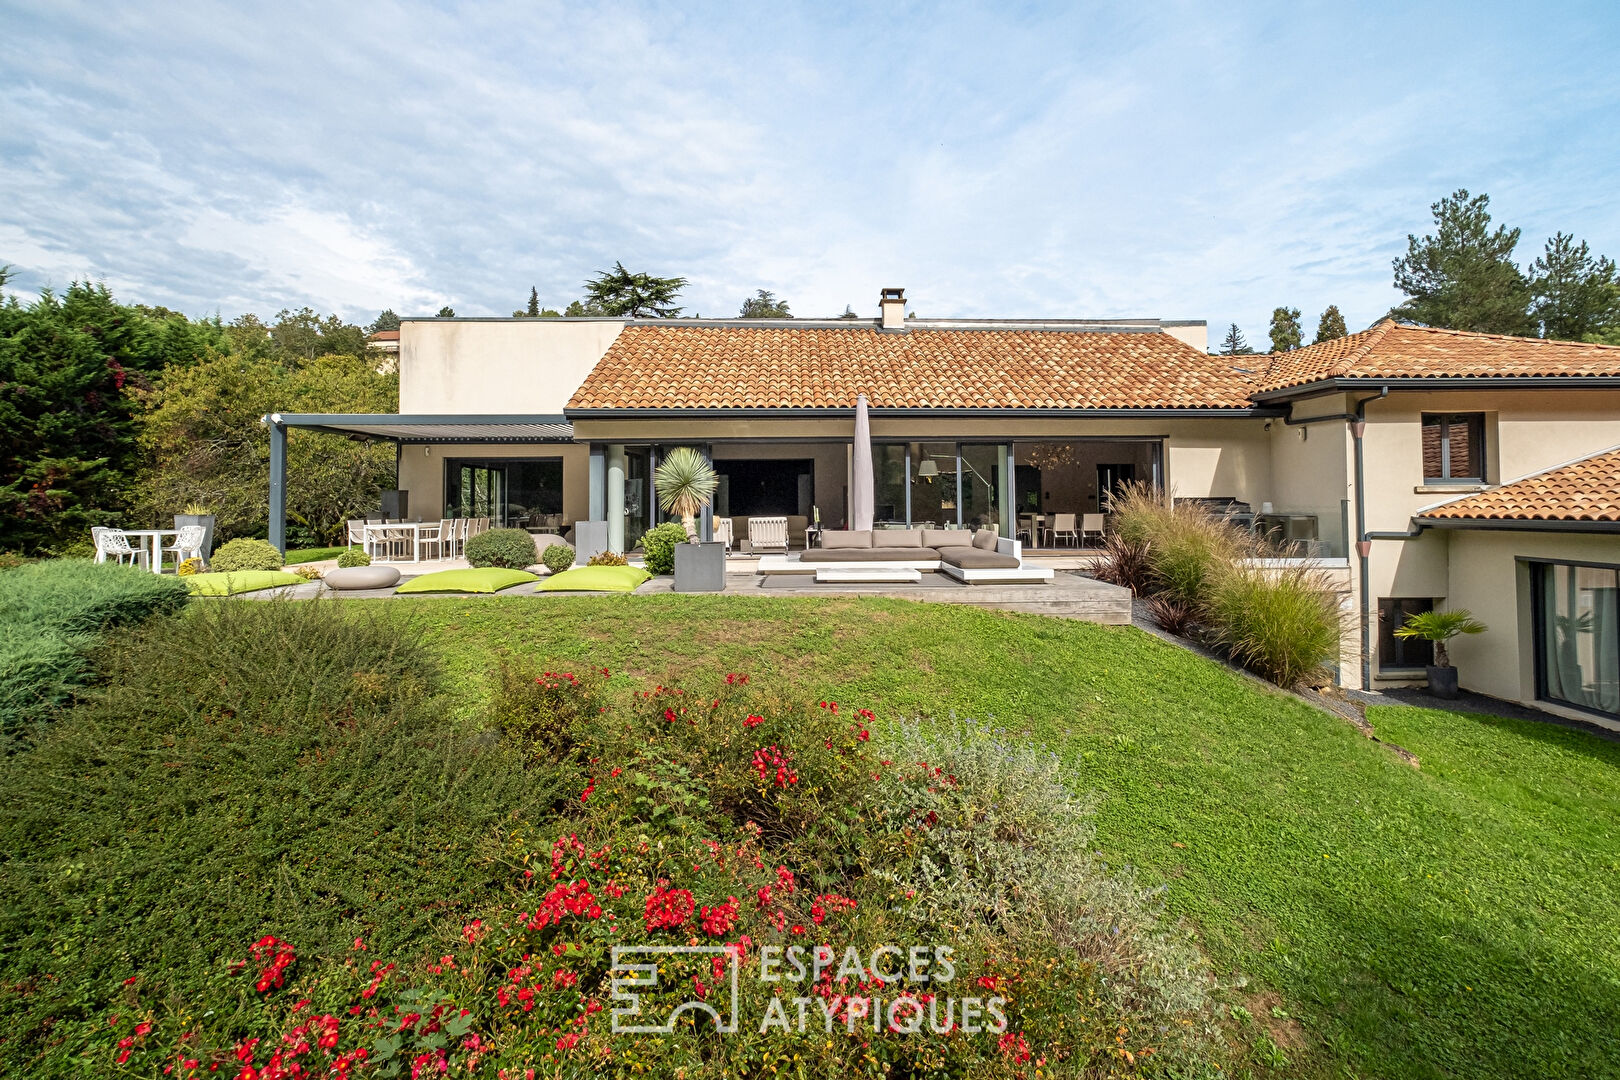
[[908, 442, 958, 528], [624, 449, 650, 545], [1536, 562, 1620, 719], [873, 445, 908, 526], [445, 458, 563, 529], [959, 444, 1006, 534]]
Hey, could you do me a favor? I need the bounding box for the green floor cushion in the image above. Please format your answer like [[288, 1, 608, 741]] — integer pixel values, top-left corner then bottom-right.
[[538, 565, 651, 592], [185, 571, 305, 596], [395, 568, 539, 594]]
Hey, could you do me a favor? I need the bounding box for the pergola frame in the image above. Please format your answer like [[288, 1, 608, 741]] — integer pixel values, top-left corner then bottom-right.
[[260, 413, 572, 552]]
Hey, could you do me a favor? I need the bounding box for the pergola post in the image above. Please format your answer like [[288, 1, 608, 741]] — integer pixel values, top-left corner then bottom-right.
[[699, 443, 714, 542], [266, 414, 288, 553]]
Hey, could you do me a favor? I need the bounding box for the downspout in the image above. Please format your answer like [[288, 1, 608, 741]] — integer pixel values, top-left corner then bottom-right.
[[1350, 386, 1389, 690]]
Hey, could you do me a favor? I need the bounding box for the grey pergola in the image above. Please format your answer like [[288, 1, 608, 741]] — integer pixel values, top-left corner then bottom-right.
[[260, 413, 573, 552]]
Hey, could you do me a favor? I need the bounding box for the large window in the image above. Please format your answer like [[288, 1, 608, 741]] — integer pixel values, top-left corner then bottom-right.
[[1378, 597, 1435, 671], [1535, 562, 1620, 719], [1421, 413, 1485, 482], [445, 458, 564, 529]]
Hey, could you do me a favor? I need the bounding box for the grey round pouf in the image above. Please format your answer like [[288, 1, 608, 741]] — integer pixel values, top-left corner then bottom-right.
[[323, 565, 402, 590]]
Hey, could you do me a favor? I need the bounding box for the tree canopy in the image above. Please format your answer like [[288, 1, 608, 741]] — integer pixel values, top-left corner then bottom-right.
[[739, 289, 792, 318], [1314, 305, 1348, 343], [436, 306, 456, 318], [1268, 307, 1303, 353], [1217, 323, 1255, 355], [367, 309, 401, 334], [1392, 190, 1533, 335], [582, 262, 687, 318], [1529, 232, 1620, 341]]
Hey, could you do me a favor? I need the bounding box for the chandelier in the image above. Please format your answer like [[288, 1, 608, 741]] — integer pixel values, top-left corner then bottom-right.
[[1023, 443, 1079, 472]]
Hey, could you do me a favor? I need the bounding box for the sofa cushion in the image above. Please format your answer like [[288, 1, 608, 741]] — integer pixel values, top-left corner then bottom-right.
[[922, 528, 974, 548], [538, 565, 651, 592], [880, 529, 926, 547], [397, 568, 539, 594], [940, 547, 1021, 569], [798, 547, 940, 563], [819, 530, 872, 549], [973, 528, 1000, 550]]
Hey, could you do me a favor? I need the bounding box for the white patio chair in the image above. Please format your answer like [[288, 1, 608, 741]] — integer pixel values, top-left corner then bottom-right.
[[711, 516, 733, 553], [91, 526, 110, 564], [747, 516, 789, 554], [1048, 513, 1079, 547], [1079, 513, 1106, 547], [417, 519, 452, 561], [99, 529, 148, 569], [163, 525, 207, 571], [346, 519, 366, 549]]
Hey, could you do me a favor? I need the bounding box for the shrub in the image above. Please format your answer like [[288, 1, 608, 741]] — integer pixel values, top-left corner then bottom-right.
[[488, 663, 605, 759], [176, 556, 202, 576], [1146, 594, 1198, 635], [1093, 530, 1152, 593], [1206, 563, 1341, 687], [541, 543, 576, 574], [464, 527, 537, 569], [208, 537, 284, 572], [21, 666, 1222, 1078], [1147, 505, 1251, 610], [0, 560, 188, 738], [639, 520, 688, 575], [587, 549, 627, 567], [0, 601, 572, 1074], [335, 547, 371, 568], [0, 553, 29, 572], [291, 564, 322, 580]]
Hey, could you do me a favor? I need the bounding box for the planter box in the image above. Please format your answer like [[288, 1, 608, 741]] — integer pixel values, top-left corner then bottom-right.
[[572, 520, 609, 566], [174, 514, 216, 568], [674, 541, 726, 593], [1426, 664, 1459, 699]]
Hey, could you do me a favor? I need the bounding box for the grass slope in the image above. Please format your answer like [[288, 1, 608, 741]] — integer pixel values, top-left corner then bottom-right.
[[391, 594, 1619, 1079], [282, 546, 348, 565]]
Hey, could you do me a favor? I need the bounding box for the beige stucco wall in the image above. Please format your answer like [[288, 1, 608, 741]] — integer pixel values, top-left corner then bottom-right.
[[1442, 529, 1620, 732], [396, 442, 593, 525], [399, 319, 625, 414]]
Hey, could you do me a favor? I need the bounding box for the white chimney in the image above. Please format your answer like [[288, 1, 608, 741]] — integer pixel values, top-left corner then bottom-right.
[[879, 286, 906, 330]]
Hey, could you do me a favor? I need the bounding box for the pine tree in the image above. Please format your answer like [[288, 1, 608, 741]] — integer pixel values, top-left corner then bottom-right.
[[1314, 305, 1348, 343], [367, 309, 401, 334], [1528, 232, 1620, 341], [1392, 190, 1532, 334], [436, 306, 456, 318], [582, 262, 687, 318], [839, 305, 859, 320], [739, 289, 792, 318], [1268, 307, 1303, 352], [1218, 323, 1254, 355], [526, 286, 540, 318]]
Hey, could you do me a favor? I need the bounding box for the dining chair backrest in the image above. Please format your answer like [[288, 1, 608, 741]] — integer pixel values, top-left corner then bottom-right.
[[100, 529, 136, 556], [172, 524, 206, 551], [367, 517, 383, 524], [1053, 513, 1077, 531], [91, 526, 110, 563], [1081, 513, 1105, 533], [347, 519, 366, 545]]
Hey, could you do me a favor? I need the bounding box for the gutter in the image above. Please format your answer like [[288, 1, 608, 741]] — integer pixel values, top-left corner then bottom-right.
[[565, 406, 1286, 420]]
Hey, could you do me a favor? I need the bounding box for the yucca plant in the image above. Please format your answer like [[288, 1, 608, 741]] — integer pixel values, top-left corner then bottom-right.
[[1394, 609, 1487, 668], [653, 447, 718, 539]]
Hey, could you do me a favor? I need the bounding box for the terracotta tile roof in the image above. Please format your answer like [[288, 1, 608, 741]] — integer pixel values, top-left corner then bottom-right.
[[567, 325, 1259, 411], [370, 330, 401, 341], [1259, 319, 1620, 393], [1417, 445, 1620, 523]]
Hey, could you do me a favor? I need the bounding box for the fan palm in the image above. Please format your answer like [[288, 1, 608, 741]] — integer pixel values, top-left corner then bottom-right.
[[653, 447, 718, 539], [1393, 608, 1487, 667]]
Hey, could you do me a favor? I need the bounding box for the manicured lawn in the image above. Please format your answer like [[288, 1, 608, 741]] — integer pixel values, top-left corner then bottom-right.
[[392, 594, 1620, 1079], [282, 546, 347, 564]]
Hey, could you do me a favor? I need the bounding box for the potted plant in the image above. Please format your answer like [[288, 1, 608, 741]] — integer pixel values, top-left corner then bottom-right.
[[1394, 608, 1487, 699], [655, 447, 723, 593], [174, 502, 216, 568]]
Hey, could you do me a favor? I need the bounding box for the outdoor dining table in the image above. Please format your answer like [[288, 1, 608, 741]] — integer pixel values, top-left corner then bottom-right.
[[119, 528, 181, 575], [361, 522, 435, 563]]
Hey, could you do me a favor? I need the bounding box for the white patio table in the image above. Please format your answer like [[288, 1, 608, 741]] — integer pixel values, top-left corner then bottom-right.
[[362, 522, 435, 563], [119, 528, 180, 575]]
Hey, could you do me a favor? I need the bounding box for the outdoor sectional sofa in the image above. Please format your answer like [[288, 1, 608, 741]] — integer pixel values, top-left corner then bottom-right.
[[775, 528, 1054, 584]]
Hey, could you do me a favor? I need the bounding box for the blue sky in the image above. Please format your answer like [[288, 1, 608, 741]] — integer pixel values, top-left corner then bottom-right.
[[3, 1, 1619, 346]]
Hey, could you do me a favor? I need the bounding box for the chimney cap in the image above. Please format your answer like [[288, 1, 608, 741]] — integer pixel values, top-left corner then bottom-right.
[[880, 287, 905, 301]]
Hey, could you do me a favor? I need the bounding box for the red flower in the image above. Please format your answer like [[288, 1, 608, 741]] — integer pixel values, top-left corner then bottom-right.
[[699, 896, 740, 936], [644, 883, 696, 931], [555, 1032, 581, 1051], [743, 714, 764, 728], [998, 1031, 1031, 1064]]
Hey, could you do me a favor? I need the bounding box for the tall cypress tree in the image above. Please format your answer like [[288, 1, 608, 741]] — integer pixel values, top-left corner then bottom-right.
[[1314, 305, 1348, 343], [526, 286, 540, 318]]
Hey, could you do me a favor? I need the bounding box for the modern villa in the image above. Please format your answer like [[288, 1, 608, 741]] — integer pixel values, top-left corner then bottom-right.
[[267, 288, 1620, 726]]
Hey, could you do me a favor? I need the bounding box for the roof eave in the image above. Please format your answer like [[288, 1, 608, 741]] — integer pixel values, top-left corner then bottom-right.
[[1412, 516, 1620, 533], [1251, 375, 1620, 402], [564, 406, 1285, 420]]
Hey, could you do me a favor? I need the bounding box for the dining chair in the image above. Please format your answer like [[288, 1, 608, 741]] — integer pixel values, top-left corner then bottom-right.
[[91, 526, 110, 564], [1079, 513, 1106, 547], [346, 519, 367, 549], [99, 529, 148, 569], [1049, 513, 1079, 547], [163, 525, 207, 570]]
